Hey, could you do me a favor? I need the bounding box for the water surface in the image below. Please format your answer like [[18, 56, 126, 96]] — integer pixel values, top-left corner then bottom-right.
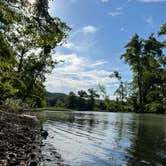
[[38, 111, 166, 166]]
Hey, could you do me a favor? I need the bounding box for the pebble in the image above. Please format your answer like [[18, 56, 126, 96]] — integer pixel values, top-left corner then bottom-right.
[[0, 111, 42, 165]]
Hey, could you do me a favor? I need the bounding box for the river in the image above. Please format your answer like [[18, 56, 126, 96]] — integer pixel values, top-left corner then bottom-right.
[[37, 111, 166, 166]]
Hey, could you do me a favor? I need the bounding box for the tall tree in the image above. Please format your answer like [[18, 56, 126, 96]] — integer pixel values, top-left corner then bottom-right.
[[97, 84, 108, 99], [122, 32, 166, 112], [0, 0, 21, 103], [115, 81, 128, 104], [121, 34, 144, 108], [87, 88, 99, 110], [142, 35, 165, 106], [77, 90, 88, 110], [0, 0, 70, 107], [66, 92, 78, 109]]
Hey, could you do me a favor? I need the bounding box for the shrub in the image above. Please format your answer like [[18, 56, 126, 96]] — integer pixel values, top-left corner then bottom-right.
[[1, 98, 30, 113]]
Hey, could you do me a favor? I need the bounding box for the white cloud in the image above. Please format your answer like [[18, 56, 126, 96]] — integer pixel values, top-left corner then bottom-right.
[[108, 11, 123, 16], [82, 26, 97, 34], [91, 60, 108, 67], [62, 27, 98, 54], [137, 0, 166, 2], [62, 38, 97, 55], [45, 52, 118, 95], [63, 42, 74, 49]]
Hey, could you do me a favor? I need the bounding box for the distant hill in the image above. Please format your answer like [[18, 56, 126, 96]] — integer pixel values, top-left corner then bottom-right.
[[46, 92, 67, 106]]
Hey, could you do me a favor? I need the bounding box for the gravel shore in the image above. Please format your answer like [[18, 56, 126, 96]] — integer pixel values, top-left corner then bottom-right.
[[0, 111, 42, 166]]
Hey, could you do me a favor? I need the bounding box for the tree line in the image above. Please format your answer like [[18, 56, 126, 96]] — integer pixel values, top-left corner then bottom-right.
[[46, 88, 106, 111], [45, 86, 129, 112], [46, 26, 166, 113]]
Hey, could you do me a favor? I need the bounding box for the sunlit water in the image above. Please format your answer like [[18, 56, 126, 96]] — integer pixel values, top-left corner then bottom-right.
[[37, 111, 166, 166]]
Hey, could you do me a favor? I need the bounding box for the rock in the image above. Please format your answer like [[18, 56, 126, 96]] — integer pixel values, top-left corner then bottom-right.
[[8, 152, 16, 158], [46, 158, 52, 161], [0, 111, 43, 166], [55, 154, 61, 159], [0, 111, 67, 166], [30, 153, 37, 159], [29, 161, 38, 166], [41, 130, 48, 139], [40, 143, 46, 147]]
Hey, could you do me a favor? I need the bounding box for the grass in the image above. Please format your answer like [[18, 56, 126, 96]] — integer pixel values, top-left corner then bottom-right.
[[32, 106, 74, 112]]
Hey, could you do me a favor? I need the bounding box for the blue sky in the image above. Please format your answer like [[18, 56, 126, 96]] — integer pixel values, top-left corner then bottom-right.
[[45, 0, 166, 98]]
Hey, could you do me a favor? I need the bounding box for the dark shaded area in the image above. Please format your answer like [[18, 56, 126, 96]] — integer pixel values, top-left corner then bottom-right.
[[127, 115, 166, 166]]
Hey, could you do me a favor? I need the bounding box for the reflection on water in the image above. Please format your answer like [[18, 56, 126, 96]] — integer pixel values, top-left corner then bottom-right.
[[37, 111, 166, 166]]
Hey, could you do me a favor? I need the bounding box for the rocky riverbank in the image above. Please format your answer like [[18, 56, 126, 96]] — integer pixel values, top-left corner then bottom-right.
[[0, 111, 43, 166]]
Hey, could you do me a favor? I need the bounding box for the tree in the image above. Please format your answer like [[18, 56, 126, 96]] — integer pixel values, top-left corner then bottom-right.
[[0, 0, 21, 103], [121, 31, 166, 113], [97, 84, 107, 99], [159, 23, 166, 36], [66, 92, 78, 109], [87, 88, 99, 110], [77, 90, 88, 110], [56, 100, 64, 108], [109, 71, 121, 80], [97, 84, 110, 111], [121, 34, 144, 108], [0, 0, 70, 107], [142, 34, 165, 110], [115, 81, 128, 104]]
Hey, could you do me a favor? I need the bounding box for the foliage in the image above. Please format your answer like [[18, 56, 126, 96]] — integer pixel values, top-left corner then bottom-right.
[[2, 98, 29, 112], [145, 102, 165, 114], [0, 0, 70, 109], [46, 89, 100, 111], [56, 100, 65, 108], [121, 31, 166, 113], [46, 92, 67, 106]]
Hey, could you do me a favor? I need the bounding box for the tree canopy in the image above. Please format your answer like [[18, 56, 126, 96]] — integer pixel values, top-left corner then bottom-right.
[[0, 0, 70, 108], [121, 30, 166, 113]]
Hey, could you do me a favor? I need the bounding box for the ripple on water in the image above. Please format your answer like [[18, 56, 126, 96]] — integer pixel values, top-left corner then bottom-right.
[[39, 111, 166, 166]]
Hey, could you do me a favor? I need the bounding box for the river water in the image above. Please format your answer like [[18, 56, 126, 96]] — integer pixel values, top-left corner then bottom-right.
[[37, 111, 166, 166]]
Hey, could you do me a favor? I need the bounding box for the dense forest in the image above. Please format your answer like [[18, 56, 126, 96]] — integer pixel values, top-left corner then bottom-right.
[[0, 0, 166, 113]]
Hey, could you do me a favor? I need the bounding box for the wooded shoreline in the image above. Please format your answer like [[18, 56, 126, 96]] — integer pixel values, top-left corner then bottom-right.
[[32, 106, 166, 114]]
